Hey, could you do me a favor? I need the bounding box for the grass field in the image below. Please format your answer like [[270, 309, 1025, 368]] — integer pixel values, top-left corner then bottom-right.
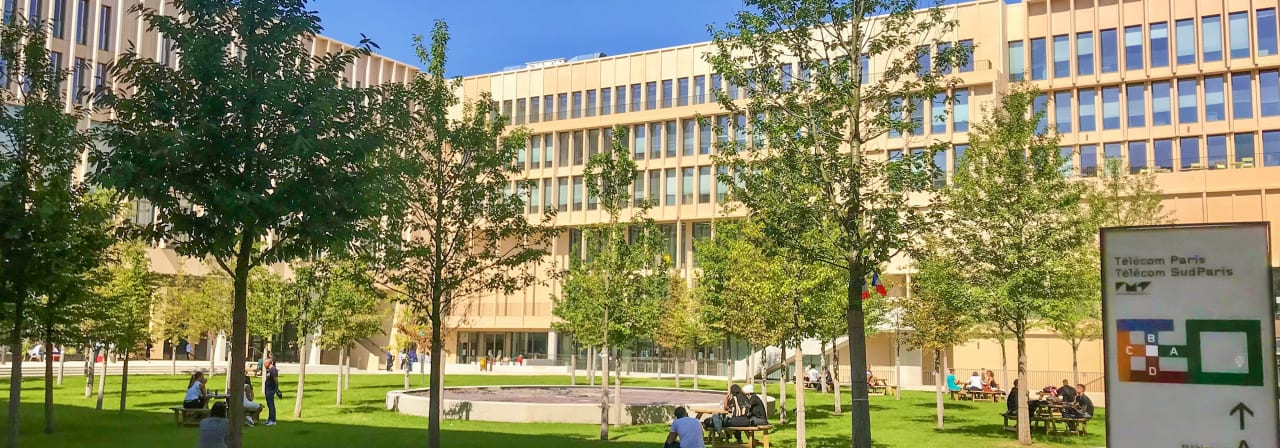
[[0, 372, 1106, 447]]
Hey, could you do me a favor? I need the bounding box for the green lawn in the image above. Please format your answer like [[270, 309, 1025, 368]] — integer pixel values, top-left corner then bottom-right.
[[0, 372, 1105, 447]]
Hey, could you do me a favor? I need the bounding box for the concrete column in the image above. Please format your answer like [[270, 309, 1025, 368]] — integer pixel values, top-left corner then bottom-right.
[[308, 330, 322, 366], [547, 330, 559, 360], [215, 332, 228, 362]]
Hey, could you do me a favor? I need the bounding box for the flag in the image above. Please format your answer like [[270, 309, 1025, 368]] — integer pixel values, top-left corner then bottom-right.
[[861, 272, 888, 300]]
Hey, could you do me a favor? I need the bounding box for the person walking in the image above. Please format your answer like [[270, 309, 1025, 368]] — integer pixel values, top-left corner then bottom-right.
[[263, 358, 281, 426]]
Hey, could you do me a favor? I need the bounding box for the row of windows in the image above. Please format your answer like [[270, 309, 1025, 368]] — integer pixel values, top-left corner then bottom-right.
[[46, 50, 110, 101], [514, 115, 749, 170], [889, 88, 971, 137], [502, 75, 721, 125], [509, 165, 734, 215], [1044, 70, 1280, 134], [1010, 8, 1279, 80], [566, 221, 713, 268], [6, 0, 112, 50]]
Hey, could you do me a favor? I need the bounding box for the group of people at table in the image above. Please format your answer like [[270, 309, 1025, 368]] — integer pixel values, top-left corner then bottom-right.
[[664, 384, 770, 448], [182, 358, 284, 448]]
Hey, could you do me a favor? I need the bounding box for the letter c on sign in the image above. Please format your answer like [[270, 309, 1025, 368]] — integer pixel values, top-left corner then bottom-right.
[[1125, 346, 1133, 355]]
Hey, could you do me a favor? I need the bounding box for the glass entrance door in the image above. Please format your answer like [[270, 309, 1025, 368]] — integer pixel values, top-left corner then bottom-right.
[[482, 333, 506, 360]]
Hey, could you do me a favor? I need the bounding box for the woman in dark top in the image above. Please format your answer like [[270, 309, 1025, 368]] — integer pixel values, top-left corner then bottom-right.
[[723, 384, 751, 443], [264, 358, 281, 425], [743, 384, 768, 425]]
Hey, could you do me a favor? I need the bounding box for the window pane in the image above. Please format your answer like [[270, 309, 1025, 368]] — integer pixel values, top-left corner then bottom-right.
[[1101, 86, 1120, 130], [1053, 35, 1070, 78], [632, 176, 644, 207], [1150, 22, 1170, 68], [1100, 28, 1118, 73], [543, 134, 554, 167], [1180, 137, 1201, 170], [911, 97, 925, 134], [1058, 147, 1074, 177], [1207, 135, 1228, 169], [780, 64, 793, 90], [1232, 72, 1253, 119], [1154, 139, 1173, 172], [1030, 38, 1046, 80], [1125, 26, 1144, 70], [734, 114, 747, 146], [917, 46, 931, 78], [698, 166, 711, 203], [665, 169, 676, 205], [682, 119, 695, 156], [585, 90, 596, 117], [631, 84, 642, 111], [1081, 145, 1098, 177], [573, 130, 585, 165], [681, 167, 694, 204], [633, 125, 646, 160], [953, 144, 968, 172], [1203, 15, 1223, 62], [1261, 70, 1280, 116], [1152, 81, 1172, 125], [572, 176, 583, 211], [1034, 94, 1049, 134], [1054, 91, 1072, 133], [1078, 89, 1096, 132], [1178, 78, 1198, 124], [662, 79, 673, 108], [716, 166, 729, 203], [1229, 11, 1250, 59], [588, 129, 600, 158], [1235, 133, 1255, 166], [601, 88, 611, 115], [933, 150, 947, 187], [571, 91, 582, 118], [960, 39, 975, 72], [1009, 40, 1025, 81], [954, 89, 970, 132], [1263, 131, 1280, 166], [1104, 143, 1123, 168], [1260, 9, 1279, 57], [1205, 75, 1225, 121], [931, 93, 947, 134], [936, 43, 952, 73], [694, 75, 706, 104], [665, 121, 677, 158], [558, 178, 568, 211], [650, 123, 662, 159], [699, 120, 711, 155], [557, 93, 568, 120], [1176, 19, 1196, 65], [1077, 32, 1094, 75], [1126, 83, 1145, 128], [1128, 141, 1147, 174], [646, 82, 657, 110], [647, 170, 659, 206]]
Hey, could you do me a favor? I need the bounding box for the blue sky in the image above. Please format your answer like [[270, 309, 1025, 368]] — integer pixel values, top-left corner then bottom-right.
[[310, 0, 747, 77]]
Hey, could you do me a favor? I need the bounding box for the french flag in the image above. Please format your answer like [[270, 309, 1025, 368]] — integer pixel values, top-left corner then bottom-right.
[[861, 272, 887, 300]]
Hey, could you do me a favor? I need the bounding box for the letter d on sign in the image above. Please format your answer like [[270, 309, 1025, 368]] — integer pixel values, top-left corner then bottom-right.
[[1149, 367, 1158, 376]]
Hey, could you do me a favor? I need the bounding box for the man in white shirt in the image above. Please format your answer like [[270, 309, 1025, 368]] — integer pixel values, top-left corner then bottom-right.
[[967, 371, 984, 391], [664, 407, 705, 448], [807, 365, 820, 384]]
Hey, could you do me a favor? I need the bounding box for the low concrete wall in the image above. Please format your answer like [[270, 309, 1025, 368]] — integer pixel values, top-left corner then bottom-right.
[[386, 385, 771, 425]]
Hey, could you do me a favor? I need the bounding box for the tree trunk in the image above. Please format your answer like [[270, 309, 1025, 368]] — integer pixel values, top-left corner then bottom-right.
[[209, 332, 216, 379], [7, 296, 25, 448], [778, 345, 787, 424], [293, 336, 309, 419], [95, 349, 108, 411], [935, 349, 945, 429], [119, 352, 130, 412], [570, 347, 577, 386], [847, 270, 871, 448], [44, 332, 55, 434], [793, 343, 807, 448], [894, 337, 902, 400], [345, 346, 351, 390], [692, 359, 699, 390], [427, 293, 445, 448], [674, 357, 680, 388], [336, 347, 345, 406], [999, 335, 1009, 392], [830, 339, 841, 415], [613, 354, 621, 427], [226, 238, 254, 448], [1071, 342, 1080, 386], [171, 338, 177, 375], [84, 347, 96, 398], [403, 354, 410, 390], [819, 341, 827, 393], [588, 346, 595, 386], [599, 344, 610, 440], [1016, 334, 1030, 445], [56, 344, 65, 387]]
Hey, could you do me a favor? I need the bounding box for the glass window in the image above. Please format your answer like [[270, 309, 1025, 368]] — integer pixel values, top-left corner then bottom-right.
[[1058, 147, 1074, 177], [588, 129, 600, 158], [677, 78, 689, 106], [615, 86, 626, 113], [1053, 35, 1070, 78], [1034, 94, 1049, 134], [631, 84, 642, 112], [664, 169, 676, 206], [734, 114, 746, 146], [698, 166, 712, 203], [911, 97, 925, 135], [571, 91, 582, 118], [646, 82, 657, 110], [1104, 143, 1123, 168], [1180, 137, 1201, 170], [1030, 38, 1046, 80], [1125, 26, 1143, 70], [711, 74, 722, 98], [1101, 86, 1120, 130], [1054, 91, 1072, 133], [585, 91, 596, 117], [953, 144, 968, 172], [1128, 141, 1147, 174], [1126, 83, 1145, 128], [598, 88, 610, 115], [954, 89, 969, 132], [632, 177, 645, 207], [1176, 19, 1196, 65], [933, 150, 947, 187], [573, 130, 585, 165], [528, 182, 540, 213], [530, 136, 542, 168], [665, 121, 677, 158], [959, 39, 974, 72], [1077, 32, 1094, 76], [931, 93, 947, 134], [557, 178, 569, 212], [557, 93, 568, 120], [1229, 11, 1250, 59], [661, 79, 673, 108], [681, 167, 694, 204], [648, 170, 660, 206], [558, 133, 570, 166], [97, 5, 110, 50], [694, 75, 706, 104], [680, 119, 695, 156], [1206, 135, 1228, 169], [572, 176, 583, 211], [74, 0, 86, 44], [1100, 28, 1118, 73], [633, 125, 646, 160], [716, 166, 729, 203], [649, 123, 662, 159], [51, 0, 65, 38], [1235, 133, 1256, 166], [936, 43, 952, 73], [1154, 139, 1173, 172], [861, 54, 871, 85], [1263, 131, 1280, 166], [917, 45, 931, 78], [1261, 70, 1280, 116], [1204, 15, 1223, 62], [1078, 89, 1097, 132], [1231, 72, 1253, 119], [542, 179, 552, 211], [1260, 9, 1278, 57], [1205, 75, 1225, 121], [1080, 144, 1098, 177], [1178, 78, 1198, 124], [699, 120, 711, 155], [1153, 81, 1172, 125], [1151, 22, 1169, 68], [1008, 41, 1025, 81]]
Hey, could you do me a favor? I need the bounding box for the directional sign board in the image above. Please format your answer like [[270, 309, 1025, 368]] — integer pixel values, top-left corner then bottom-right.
[[1102, 223, 1278, 448]]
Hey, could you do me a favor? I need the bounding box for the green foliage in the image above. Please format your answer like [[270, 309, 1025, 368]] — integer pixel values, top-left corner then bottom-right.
[[312, 259, 385, 353], [247, 267, 291, 344], [652, 275, 704, 355], [901, 253, 975, 352], [152, 267, 232, 349], [89, 240, 157, 354], [1086, 159, 1170, 229]]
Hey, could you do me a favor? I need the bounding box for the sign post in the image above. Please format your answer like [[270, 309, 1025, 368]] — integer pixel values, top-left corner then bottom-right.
[[1102, 223, 1277, 448]]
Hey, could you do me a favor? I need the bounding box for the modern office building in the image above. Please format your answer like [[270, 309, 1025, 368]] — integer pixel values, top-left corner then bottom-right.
[[452, 0, 1280, 388]]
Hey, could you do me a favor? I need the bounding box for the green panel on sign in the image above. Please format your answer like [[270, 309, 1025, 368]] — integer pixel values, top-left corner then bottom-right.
[[1185, 319, 1264, 386]]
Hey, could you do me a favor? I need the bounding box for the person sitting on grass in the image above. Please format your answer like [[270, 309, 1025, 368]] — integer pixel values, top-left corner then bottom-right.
[[198, 402, 229, 448], [665, 407, 705, 448], [183, 372, 209, 409]]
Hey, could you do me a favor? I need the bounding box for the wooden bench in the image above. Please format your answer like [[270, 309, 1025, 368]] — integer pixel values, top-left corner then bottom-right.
[[170, 407, 210, 427], [868, 379, 894, 396], [711, 425, 772, 448]]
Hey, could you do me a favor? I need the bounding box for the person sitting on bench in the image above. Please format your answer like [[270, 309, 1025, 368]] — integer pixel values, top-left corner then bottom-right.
[[945, 368, 962, 393], [806, 365, 821, 389], [744, 384, 769, 426], [242, 380, 263, 426], [184, 372, 210, 409], [664, 407, 705, 448], [966, 371, 983, 391], [723, 384, 751, 443]]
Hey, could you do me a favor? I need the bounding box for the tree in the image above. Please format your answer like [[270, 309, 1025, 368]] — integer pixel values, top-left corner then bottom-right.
[[93, 240, 157, 412], [552, 125, 669, 439], [376, 23, 552, 448], [152, 271, 199, 375], [706, 2, 969, 445], [0, 16, 112, 447], [652, 274, 701, 388], [316, 261, 385, 406], [935, 85, 1092, 444], [901, 252, 976, 430], [95, 2, 401, 445]]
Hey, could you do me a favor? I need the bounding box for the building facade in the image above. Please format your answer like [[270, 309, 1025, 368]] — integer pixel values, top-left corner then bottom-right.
[[453, 0, 1280, 387]]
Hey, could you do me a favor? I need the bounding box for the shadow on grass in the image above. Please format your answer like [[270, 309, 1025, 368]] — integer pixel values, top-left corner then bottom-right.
[[914, 401, 979, 410]]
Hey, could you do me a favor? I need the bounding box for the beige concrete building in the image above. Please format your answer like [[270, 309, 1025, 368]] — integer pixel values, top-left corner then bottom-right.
[[452, 0, 1280, 389]]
